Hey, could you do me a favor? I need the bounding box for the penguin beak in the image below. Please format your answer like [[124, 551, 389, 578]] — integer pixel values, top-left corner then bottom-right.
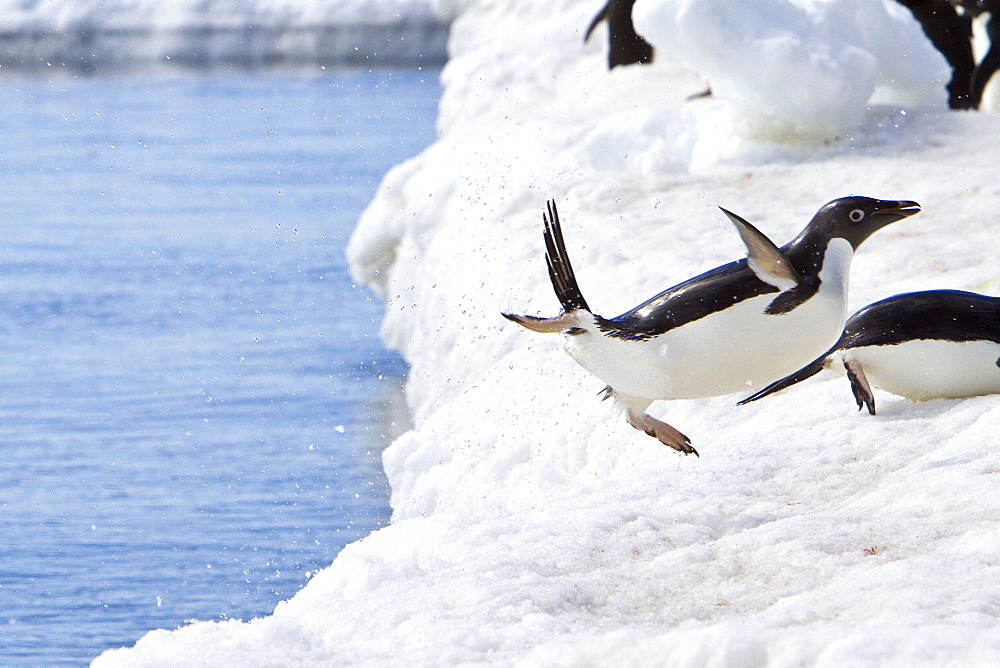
[[872, 200, 921, 224]]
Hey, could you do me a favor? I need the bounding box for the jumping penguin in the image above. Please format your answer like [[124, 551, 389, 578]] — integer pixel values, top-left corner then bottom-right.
[[503, 197, 920, 455], [739, 289, 1000, 414]]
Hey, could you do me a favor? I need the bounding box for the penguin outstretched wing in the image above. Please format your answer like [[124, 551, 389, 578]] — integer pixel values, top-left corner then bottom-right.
[[719, 207, 800, 292], [737, 347, 877, 414], [737, 342, 838, 406]]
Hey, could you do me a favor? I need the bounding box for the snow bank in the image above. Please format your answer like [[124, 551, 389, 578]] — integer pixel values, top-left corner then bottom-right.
[[0, 0, 448, 72], [95, 0, 1000, 665], [633, 0, 950, 143]]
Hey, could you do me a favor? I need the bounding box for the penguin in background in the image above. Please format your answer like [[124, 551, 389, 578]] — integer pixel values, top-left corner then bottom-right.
[[584, 0, 654, 69], [958, 0, 1000, 108], [740, 290, 1000, 414], [895, 0, 977, 109], [503, 197, 920, 455]]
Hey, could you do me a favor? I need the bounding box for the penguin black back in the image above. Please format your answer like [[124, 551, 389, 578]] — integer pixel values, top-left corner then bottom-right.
[[840, 290, 1000, 349], [597, 197, 919, 341]]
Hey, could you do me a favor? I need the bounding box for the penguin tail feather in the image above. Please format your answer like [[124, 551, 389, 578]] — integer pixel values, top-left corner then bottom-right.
[[500, 200, 592, 334], [737, 353, 829, 406], [543, 200, 591, 314]]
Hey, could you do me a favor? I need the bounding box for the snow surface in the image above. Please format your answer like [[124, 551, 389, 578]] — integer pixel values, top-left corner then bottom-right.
[[0, 0, 448, 71], [95, 0, 1000, 664]]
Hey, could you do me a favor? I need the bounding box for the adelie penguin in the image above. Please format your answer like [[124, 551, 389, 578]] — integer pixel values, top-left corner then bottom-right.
[[740, 290, 1000, 414], [503, 197, 920, 455]]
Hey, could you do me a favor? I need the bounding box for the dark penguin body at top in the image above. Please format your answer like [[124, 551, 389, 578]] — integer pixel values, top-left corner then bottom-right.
[[584, 0, 654, 69], [740, 289, 1000, 414]]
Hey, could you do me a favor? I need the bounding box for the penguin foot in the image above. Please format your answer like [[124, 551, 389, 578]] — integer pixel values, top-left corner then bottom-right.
[[501, 311, 581, 334], [625, 409, 698, 457], [843, 358, 876, 415]]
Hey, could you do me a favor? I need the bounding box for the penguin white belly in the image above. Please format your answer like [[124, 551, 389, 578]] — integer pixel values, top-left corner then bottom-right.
[[835, 340, 1000, 401], [567, 239, 854, 400]]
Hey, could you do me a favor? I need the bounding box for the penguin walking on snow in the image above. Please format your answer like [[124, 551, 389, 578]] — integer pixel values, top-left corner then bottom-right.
[[503, 197, 920, 455], [739, 290, 1000, 414]]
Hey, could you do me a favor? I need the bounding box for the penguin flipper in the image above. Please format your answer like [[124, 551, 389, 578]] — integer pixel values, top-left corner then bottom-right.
[[737, 352, 830, 405], [843, 357, 876, 415], [719, 207, 800, 292]]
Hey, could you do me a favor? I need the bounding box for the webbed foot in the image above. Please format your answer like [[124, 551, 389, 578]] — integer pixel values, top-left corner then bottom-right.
[[844, 358, 876, 415], [625, 409, 698, 457]]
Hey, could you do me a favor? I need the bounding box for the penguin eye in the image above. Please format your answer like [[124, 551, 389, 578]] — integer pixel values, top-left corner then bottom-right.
[[849, 209, 865, 222]]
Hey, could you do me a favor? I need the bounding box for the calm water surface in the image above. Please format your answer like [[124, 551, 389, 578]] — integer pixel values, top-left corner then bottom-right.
[[0, 69, 439, 664]]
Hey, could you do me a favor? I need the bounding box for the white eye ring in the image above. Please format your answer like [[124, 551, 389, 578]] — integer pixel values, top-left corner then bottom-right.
[[849, 209, 865, 222]]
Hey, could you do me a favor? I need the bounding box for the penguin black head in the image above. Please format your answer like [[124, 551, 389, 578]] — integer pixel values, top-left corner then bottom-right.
[[800, 196, 921, 250]]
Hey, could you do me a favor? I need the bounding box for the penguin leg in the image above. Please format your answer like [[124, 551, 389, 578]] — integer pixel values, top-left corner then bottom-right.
[[843, 357, 876, 415], [501, 311, 579, 333], [604, 388, 698, 456], [626, 410, 699, 456]]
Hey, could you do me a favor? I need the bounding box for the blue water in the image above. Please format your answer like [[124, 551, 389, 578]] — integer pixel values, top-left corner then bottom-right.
[[0, 69, 439, 664]]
